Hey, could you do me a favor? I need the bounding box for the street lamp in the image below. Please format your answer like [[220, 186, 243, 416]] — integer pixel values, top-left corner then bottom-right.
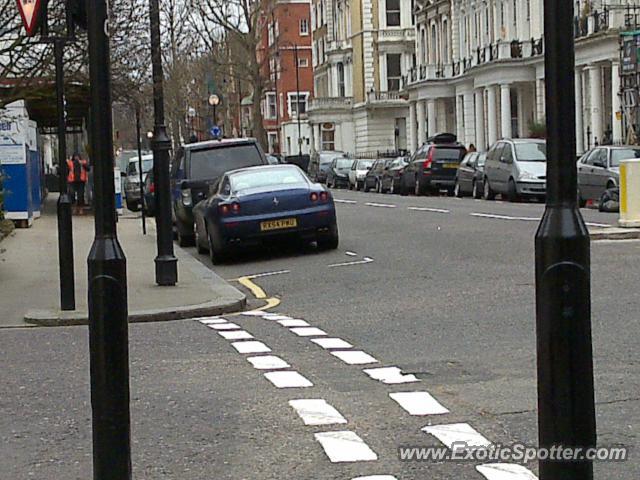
[[148, 0, 178, 286], [209, 93, 220, 129]]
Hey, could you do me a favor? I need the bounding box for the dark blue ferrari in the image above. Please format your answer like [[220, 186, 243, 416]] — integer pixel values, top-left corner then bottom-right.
[[193, 164, 339, 263]]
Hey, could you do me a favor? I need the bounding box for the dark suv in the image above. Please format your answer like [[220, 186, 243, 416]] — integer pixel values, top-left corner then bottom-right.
[[399, 133, 467, 195], [170, 138, 268, 246]]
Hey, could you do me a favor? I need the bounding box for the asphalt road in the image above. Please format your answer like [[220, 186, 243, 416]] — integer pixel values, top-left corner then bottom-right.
[[2, 190, 639, 479]]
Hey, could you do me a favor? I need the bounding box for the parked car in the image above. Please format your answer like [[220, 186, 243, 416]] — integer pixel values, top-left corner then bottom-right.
[[308, 151, 346, 183], [482, 138, 547, 202], [326, 157, 354, 188], [170, 138, 269, 246], [348, 159, 375, 190], [399, 133, 467, 195], [363, 158, 394, 192], [284, 154, 310, 171], [124, 154, 154, 211], [454, 151, 486, 198], [577, 145, 640, 207], [381, 156, 409, 194], [143, 169, 155, 216], [192, 164, 339, 263]]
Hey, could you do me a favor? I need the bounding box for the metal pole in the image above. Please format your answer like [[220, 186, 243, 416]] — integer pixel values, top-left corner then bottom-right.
[[294, 44, 302, 157], [54, 39, 75, 311], [535, 0, 596, 477], [86, 0, 131, 478], [135, 106, 146, 235], [149, 0, 178, 286]]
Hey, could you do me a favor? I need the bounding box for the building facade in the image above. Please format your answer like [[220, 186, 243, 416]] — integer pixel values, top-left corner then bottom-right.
[[259, 0, 314, 156]]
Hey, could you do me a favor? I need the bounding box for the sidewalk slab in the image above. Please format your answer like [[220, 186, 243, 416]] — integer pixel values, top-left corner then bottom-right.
[[0, 196, 245, 327], [589, 226, 640, 240]]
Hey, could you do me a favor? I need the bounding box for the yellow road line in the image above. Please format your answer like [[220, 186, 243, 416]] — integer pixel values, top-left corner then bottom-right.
[[237, 276, 267, 299], [256, 297, 281, 311]]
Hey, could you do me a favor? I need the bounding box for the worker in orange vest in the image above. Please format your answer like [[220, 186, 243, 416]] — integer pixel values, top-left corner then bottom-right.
[[66, 153, 89, 207]]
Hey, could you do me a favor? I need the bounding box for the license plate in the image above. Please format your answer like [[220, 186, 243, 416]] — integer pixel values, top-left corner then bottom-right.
[[443, 163, 459, 169], [260, 218, 297, 231]]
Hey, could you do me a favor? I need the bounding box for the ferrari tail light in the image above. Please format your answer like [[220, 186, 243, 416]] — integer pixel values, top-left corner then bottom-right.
[[219, 203, 240, 215], [231, 203, 241, 213], [319, 191, 328, 202], [310, 192, 319, 202], [219, 204, 230, 215]]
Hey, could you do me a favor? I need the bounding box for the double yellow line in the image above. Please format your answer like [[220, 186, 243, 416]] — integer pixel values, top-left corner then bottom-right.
[[235, 275, 282, 311]]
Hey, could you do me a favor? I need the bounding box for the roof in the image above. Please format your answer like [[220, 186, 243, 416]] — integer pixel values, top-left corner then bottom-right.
[[227, 164, 301, 176], [503, 138, 546, 144], [184, 138, 258, 150]]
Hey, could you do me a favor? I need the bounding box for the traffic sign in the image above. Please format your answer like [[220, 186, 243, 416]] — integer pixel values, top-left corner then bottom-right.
[[16, 0, 43, 36], [210, 125, 222, 138]]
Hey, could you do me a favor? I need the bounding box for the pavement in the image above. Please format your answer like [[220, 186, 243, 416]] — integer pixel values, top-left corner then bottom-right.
[[0, 195, 245, 327], [2, 190, 639, 479]]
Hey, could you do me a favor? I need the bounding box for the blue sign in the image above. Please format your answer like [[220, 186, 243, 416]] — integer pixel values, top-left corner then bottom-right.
[[210, 125, 222, 138]]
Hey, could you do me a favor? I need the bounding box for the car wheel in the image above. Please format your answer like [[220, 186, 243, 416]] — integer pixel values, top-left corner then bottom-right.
[[127, 199, 140, 212], [318, 222, 339, 250], [483, 178, 496, 200], [196, 222, 208, 255], [176, 220, 195, 247], [577, 189, 587, 208], [472, 180, 481, 199], [375, 180, 381, 193], [363, 181, 369, 192], [507, 178, 519, 202], [207, 228, 225, 264], [454, 179, 462, 197]]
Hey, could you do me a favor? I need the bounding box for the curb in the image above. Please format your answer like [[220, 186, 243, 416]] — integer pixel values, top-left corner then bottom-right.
[[590, 227, 640, 240]]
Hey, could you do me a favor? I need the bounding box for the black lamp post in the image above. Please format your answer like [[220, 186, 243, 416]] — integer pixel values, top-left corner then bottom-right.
[[149, 0, 178, 286], [209, 93, 220, 136], [535, 0, 596, 478], [85, 0, 132, 478]]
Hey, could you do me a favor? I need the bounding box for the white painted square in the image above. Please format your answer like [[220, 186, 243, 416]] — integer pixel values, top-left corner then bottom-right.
[[231, 341, 271, 354], [208, 323, 240, 330], [290, 327, 327, 337], [351, 477, 398, 480], [247, 355, 290, 370], [476, 463, 538, 480], [262, 314, 291, 321], [241, 310, 266, 316], [218, 330, 253, 340], [278, 319, 310, 327], [331, 350, 378, 365], [197, 317, 227, 324], [264, 371, 313, 388], [311, 338, 353, 350], [389, 391, 449, 415], [314, 431, 378, 462], [289, 399, 348, 425], [422, 423, 492, 449], [363, 366, 419, 384]]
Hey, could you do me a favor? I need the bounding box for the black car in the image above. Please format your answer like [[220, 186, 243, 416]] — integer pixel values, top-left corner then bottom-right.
[[399, 133, 467, 196], [454, 152, 486, 198], [363, 158, 393, 192], [326, 157, 354, 188], [381, 156, 409, 194], [143, 169, 155, 216], [170, 138, 268, 246]]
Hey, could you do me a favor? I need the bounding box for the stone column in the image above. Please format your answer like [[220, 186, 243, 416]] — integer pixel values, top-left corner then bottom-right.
[[487, 85, 498, 144], [408, 101, 418, 153], [427, 99, 437, 137], [416, 100, 426, 146], [456, 94, 465, 141], [587, 64, 603, 145], [463, 90, 475, 147], [575, 66, 584, 154], [500, 83, 512, 139], [611, 61, 622, 143], [474, 89, 486, 150]]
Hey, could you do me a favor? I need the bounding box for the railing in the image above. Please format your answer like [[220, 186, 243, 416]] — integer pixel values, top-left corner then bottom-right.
[[308, 97, 353, 110], [379, 28, 415, 41], [366, 90, 408, 102], [573, 5, 639, 39]]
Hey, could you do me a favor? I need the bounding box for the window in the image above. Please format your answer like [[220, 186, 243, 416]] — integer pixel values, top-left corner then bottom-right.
[[386, 0, 401, 27], [265, 92, 277, 119], [337, 63, 345, 97], [300, 18, 309, 35], [267, 132, 279, 153], [298, 57, 309, 68], [268, 22, 275, 46], [288, 93, 309, 117], [386, 53, 402, 91], [321, 128, 335, 150]]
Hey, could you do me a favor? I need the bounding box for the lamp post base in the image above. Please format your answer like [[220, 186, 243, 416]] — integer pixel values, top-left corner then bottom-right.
[[155, 255, 178, 286]]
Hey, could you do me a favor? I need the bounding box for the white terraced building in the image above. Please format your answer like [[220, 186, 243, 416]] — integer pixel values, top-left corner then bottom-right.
[[309, 0, 640, 155]]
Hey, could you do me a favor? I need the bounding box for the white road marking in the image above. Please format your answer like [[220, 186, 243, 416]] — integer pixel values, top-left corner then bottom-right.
[[389, 391, 449, 415], [422, 423, 492, 449], [352, 477, 398, 480], [408, 206, 451, 214], [345, 251, 358, 256], [278, 319, 310, 327], [476, 463, 539, 480], [335, 199, 358, 204], [208, 323, 241, 330], [470, 212, 539, 221], [365, 202, 397, 208], [218, 330, 253, 340], [241, 310, 267, 316], [331, 350, 378, 365], [594, 238, 640, 244], [197, 318, 227, 324], [264, 371, 313, 388], [290, 327, 327, 337], [289, 399, 348, 425], [231, 340, 271, 354], [262, 314, 292, 321], [363, 366, 420, 384], [328, 257, 374, 268], [314, 431, 378, 462], [247, 270, 291, 279], [311, 338, 353, 349], [585, 221, 613, 228], [247, 355, 290, 370]]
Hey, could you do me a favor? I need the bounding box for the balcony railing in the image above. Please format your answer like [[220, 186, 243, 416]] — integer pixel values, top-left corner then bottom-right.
[[574, 5, 638, 39], [366, 90, 408, 103], [308, 97, 353, 111], [378, 28, 416, 42]]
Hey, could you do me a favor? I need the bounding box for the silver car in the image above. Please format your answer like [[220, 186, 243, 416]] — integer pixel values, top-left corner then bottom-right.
[[124, 154, 154, 211], [577, 145, 640, 206], [483, 139, 546, 201]]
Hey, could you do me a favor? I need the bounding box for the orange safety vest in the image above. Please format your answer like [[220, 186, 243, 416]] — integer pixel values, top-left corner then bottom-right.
[[67, 158, 88, 183]]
